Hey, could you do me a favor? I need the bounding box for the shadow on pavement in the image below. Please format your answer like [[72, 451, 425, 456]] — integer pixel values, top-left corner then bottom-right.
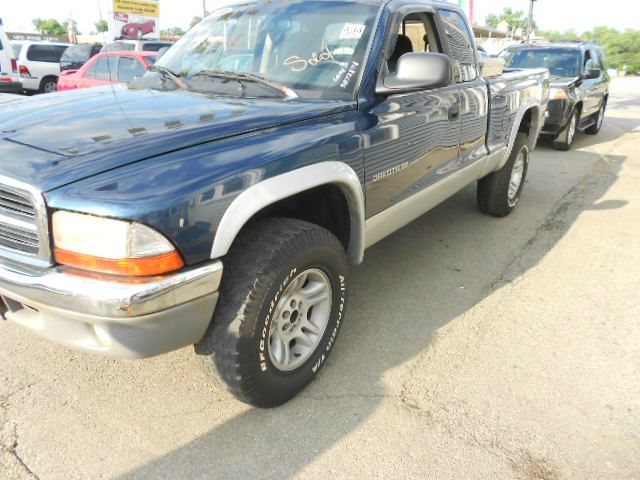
[[119, 144, 626, 479]]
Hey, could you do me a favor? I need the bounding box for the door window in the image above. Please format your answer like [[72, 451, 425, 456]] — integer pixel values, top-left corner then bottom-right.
[[118, 56, 146, 82], [590, 49, 604, 69], [387, 12, 441, 73], [87, 56, 117, 80], [438, 10, 477, 82]]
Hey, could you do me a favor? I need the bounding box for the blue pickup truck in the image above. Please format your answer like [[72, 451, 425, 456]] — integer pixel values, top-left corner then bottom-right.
[[0, 0, 548, 407]]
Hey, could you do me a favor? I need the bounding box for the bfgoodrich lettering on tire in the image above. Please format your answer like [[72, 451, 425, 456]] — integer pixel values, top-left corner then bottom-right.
[[195, 218, 348, 408]]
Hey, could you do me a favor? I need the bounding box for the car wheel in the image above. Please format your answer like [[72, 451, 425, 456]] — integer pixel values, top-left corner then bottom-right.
[[585, 100, 606, 135], [553, 109, 579, 151], [195, 218, 348, 408], [477, 132, 530, 217], [40, 78, 58, 94]]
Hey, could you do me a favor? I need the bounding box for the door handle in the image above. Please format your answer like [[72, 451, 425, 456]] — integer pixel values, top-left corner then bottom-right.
[[448, 104, 460, 121]]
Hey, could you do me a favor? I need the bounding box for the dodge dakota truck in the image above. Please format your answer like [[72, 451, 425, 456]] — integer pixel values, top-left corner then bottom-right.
[[0, 0, 549, 407]]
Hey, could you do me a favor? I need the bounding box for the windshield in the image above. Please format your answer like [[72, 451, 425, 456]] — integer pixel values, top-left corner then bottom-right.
[[61, 44, 93, 62], [157, 1, 379, 99], [503, 48, 581, 78]]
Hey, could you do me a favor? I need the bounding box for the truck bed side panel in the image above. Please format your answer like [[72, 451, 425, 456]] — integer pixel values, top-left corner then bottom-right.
[[486, 69, 550, 154]]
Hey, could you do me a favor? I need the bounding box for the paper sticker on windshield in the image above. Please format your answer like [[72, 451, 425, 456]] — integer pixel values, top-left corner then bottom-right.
[[339, 23, 366, 40]]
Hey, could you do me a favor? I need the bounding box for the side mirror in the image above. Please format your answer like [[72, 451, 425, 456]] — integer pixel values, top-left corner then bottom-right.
[[376, 52, 453, 96], [584, 68, 601, 80]]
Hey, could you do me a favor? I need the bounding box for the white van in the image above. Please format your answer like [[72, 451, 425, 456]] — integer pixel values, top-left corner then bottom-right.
[[0, 19, 21, 93], [12, 40, 70, 93]]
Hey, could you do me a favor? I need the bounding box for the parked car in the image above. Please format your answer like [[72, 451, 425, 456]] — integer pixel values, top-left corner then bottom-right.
[[58, 51, 157, 91], [0, 19, 21, 93], [501, 42, 610, 150], [12, 40, 70, 93], [102, 40, 172, 53], [121, 20, 156, 39], [0, 0, 549, 408], [60, 43, 103, 72]]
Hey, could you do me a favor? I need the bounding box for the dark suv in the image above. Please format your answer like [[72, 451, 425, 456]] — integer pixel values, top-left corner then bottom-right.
[[60, 43, 102, 72], [501, 42, 610, 150]]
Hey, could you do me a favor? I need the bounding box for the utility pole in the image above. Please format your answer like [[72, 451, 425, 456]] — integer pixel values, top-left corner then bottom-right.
[[203, 0, 207, 19], [526, 0, 537, 43]]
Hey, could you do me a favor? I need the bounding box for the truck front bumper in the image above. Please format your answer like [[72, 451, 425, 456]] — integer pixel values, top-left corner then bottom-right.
[[0, 260, 222, 358]]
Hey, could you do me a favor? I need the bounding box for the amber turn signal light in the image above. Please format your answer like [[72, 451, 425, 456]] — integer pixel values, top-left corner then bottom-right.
[[54, 248, 185, 277]]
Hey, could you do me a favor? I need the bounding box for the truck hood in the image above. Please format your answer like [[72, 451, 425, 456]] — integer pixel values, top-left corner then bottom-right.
[[0, 85, 354, 191]]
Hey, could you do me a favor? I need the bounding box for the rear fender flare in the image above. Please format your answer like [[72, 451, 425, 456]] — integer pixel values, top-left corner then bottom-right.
[[496, 101, 541, 171]]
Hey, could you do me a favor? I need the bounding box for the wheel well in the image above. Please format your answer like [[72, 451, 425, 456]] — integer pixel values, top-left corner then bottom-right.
[[518, 108, 534, 136], [574, 101, 583, 118], [40, 76, 58, 87], [248, 184, 351, 252]]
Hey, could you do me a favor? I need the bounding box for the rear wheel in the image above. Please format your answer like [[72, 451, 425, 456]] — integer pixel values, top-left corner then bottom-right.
[[553, 109, 578, 151], [39, 77, 58, 94], [195, 218, 348, 408], [585, 100, 606, 135], [477, 132, 530, 217]]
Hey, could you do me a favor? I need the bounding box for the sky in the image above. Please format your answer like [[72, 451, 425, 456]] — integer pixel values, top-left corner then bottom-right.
[[1, 0, 639, 35]]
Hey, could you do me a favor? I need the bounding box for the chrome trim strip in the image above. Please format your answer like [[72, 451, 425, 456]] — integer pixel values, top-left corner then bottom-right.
[[0, 174, 52, 267], [0, 260, 223, 318], [0, 212, 38, 232], [210, 161, 366, 264]]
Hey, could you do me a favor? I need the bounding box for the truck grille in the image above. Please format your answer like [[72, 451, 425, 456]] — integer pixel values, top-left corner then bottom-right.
[[0, 179, 50, 265]]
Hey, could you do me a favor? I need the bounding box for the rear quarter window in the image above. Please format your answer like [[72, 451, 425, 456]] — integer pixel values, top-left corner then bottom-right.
[[439, 9, 477, 82], [27, 44, 69, 62]]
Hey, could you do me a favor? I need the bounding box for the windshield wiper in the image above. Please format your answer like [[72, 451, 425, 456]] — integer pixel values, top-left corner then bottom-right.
[[190, 70, 298, 99], [148, 65, 188, 89]]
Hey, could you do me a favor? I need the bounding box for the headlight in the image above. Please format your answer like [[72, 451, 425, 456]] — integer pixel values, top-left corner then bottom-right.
[[52, 211, 184, 276], [550, 88, 568, 100]]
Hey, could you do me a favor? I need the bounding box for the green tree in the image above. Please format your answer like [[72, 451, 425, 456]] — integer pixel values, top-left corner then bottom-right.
[[161, 26, 185, 37], [486, 7, 536, 32], [95, 19, 109, 33], [538, 29, 582, 42], [190, 16, 202, 28], [32, 18, 68, 36]]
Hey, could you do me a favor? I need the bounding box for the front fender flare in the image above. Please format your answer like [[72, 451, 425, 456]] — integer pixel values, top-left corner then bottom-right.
[[210, 162, 366, 264]]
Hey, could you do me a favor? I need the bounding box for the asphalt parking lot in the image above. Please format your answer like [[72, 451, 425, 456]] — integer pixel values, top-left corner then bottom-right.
[[1, 77, 639, 480]]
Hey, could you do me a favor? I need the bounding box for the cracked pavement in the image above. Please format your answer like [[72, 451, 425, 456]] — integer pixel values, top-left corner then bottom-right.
[[1, 78, 639, 479]]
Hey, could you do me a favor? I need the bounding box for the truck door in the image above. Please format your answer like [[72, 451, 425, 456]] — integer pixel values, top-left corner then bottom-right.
[[360, 10, 461, 218], [438, 9, 489, 169]]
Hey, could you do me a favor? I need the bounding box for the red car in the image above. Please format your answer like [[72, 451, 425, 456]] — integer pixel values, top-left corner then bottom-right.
[[121, 20, 156, 39], [57, 51, 157, 91]]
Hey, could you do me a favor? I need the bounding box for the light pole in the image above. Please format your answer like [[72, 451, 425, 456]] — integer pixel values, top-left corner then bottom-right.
[[526, 0, 537, 43], [203, 0, 207, 19]]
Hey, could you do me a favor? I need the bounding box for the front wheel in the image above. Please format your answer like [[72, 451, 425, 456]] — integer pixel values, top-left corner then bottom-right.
[[195, 218, 348, 408], [477, 132, 530, 217]]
